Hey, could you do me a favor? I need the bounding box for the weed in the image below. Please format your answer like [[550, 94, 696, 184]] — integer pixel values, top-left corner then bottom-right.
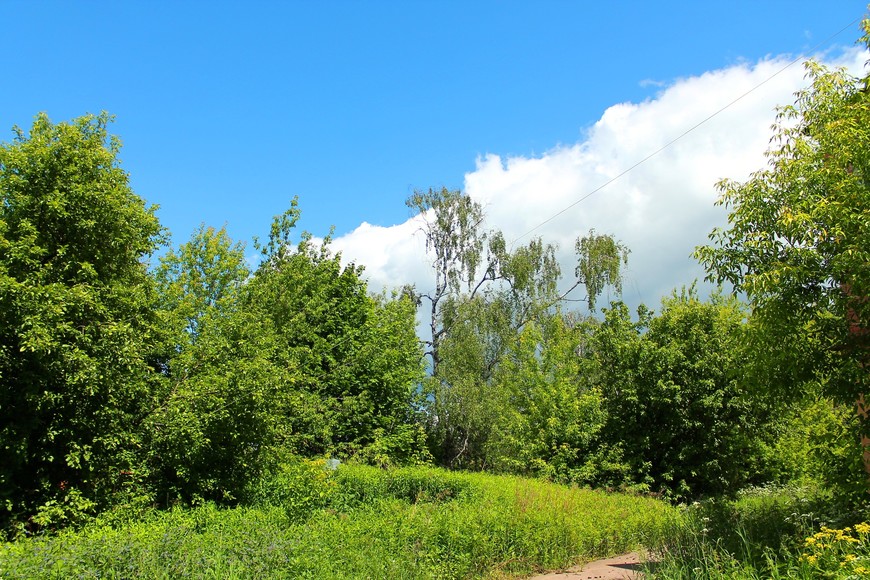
[[0, 465, 680, 579]]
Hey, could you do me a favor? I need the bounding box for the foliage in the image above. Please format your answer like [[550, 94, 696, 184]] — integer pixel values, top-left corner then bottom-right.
[[349, 292, 431, 466], [406, 187, 486, 372], [488, 313, 608, 483], [587, 291, 773, 499], [694, 51, 870, 406], [772, 393, 866, 507], [247, 201, 426, 462], [426, 294, 516, 468], [154, 223, 250, 340], [0, 113, 164, 529], [147, 225, 284, 504], [7, 50, 870, 575], [0, 119, 429, 526], [0, 465, 680, 579], [408, 188, 628, 468], [574, 230, 630, 312], [694, 32, 870, 504]]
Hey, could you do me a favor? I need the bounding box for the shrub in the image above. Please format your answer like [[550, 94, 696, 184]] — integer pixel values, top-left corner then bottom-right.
[[245, 458, 337, 522]]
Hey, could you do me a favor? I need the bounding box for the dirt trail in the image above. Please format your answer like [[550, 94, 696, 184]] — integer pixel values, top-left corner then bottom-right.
[[528, 552, 651, 580]]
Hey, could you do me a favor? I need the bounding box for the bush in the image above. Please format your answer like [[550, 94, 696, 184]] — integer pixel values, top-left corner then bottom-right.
[[332, 464, 474, 509], [245, 458, 337, 522], [653, 484, 870, 579]]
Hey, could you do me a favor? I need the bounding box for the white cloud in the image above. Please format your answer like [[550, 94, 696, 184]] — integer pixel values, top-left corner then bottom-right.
[[331, 218, 430, 292], [332, 49, 868, 314]]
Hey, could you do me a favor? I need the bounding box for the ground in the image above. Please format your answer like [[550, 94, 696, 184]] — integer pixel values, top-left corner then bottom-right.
[[529, 552, 650, 580]]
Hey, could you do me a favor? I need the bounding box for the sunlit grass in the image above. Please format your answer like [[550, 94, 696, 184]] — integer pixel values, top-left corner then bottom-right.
[[649, 484, 870, 579], [0, 463, 679, 579]]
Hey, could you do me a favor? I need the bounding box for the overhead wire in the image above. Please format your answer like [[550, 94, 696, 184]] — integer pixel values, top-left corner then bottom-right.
[[367, 16, 865, 308], [510, 16, 864, 246]]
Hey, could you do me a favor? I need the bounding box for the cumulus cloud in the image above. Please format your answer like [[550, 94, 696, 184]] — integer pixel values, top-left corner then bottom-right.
[[331, 218, 430, 293], [332, 49, 868, 314]]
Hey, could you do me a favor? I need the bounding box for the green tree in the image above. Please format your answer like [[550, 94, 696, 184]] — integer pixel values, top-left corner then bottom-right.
[[154, 223, 250, 341], [407, 188, 561, 467], [407, 188, 628, 467], [694, 30, 870, 493], [589, 292, 770, 499], [406, 187, 489, 373], [351, 291, 430, 467], [147, 225, 284, 504], [488, 312, 607, 483], [247, 201, 426, 463], [694, 52, 870, 403], [0, 113, 163, 527], [574, 230, 631, 312], [429, 294, 515, 467]]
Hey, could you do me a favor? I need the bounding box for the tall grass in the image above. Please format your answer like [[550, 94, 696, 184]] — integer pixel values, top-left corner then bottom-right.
[[0, 463, 679, 579], [649, 484, 870, 579]]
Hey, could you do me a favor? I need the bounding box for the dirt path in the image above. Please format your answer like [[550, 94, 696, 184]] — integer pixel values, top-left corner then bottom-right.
[[528, 552, 651, 580]]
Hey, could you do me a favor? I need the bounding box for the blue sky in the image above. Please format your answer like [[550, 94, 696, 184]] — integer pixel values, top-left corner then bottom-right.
[[3, 1, 869, 308]]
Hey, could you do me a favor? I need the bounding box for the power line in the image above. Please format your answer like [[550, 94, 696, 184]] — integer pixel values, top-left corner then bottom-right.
[[511, 16, 864, 245]]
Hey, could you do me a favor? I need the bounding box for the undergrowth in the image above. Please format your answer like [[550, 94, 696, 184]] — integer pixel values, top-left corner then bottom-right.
[[649, 484, 870, 579], [0, 462, 679, 579]]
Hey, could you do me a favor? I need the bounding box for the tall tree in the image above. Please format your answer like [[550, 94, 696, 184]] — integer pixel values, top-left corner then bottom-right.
[[407, 187, 628, 467], [488, 312, 607, 483], [406, 187, 488, 372], [0, 113, 163, 527], [588, 292, 770, 499], [148, 225, 282, 504], [154, 223, 250, 342], [694, 29, 870, 490], [247, 200, 426, 462]]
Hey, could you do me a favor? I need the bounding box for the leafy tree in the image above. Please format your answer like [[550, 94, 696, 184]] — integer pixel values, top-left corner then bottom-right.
[[350, 291, 431, 467], [488, 312, 607, 483], [574, 230, 631, 312], [695, 51, 870, 401], [407, 188, 628, 373], [428, 294, 514, 467], [694, 31, 870, 492], [247, 201, 426, 463], [407, 188, 628, 467], [0, 113, 163, 527], [589, 292, 771, 499], [408, 189, 559, 466], [154, 223, 250, 341], [147, 225, 284, 504], [406, 187, 489, 372]]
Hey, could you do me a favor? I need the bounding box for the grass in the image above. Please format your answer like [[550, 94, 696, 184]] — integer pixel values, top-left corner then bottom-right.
[[648, 484, 870, 579], [0, 463, 679, 579]]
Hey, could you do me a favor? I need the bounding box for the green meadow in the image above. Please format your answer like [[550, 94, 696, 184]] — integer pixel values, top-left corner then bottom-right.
[[2, 464, 678, 579]]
